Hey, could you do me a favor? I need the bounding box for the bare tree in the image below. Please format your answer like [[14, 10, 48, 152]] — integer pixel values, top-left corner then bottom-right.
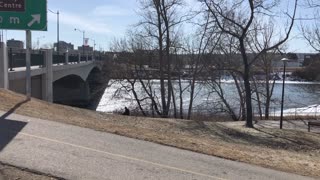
[[182, 13, 222, 119], [109, 7, 223, 120], [301, 0, 320, 52], [201, 32, 246, 121], [135, 0, 190, 117], [110, 36, 164, 116], [251, 51, 280, 120], [306, 0, 320, 8], [247, 21, 288, 120], [200, 0, 298, 127]]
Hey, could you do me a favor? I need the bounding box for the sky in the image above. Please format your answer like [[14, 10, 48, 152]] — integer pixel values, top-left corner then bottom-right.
[[1, 0, 318, 53], [3, 0, 140, 51]]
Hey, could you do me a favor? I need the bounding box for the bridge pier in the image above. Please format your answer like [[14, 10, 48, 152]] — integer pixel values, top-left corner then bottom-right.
[[0, 42, 9, 89]]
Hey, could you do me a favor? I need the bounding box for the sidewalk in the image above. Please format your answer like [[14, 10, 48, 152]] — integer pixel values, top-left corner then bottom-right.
[[256, 120, 320, 133]]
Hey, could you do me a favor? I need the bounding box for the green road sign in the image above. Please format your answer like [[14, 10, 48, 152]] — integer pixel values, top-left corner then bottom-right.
[[0, 0, 47, 31]]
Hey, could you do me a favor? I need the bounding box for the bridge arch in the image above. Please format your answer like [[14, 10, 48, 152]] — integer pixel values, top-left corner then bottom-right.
[[53, 74, 90, 107], [52, 64, 104, 108], [53, 63, 102, 82]]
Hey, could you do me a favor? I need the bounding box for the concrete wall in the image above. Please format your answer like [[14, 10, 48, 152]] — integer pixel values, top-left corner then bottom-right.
[[9, 75, 43, 99]]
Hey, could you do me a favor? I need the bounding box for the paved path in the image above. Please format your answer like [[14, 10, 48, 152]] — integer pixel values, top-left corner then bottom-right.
[[256, 120, 320, 133], [0, 111, 314, 180]]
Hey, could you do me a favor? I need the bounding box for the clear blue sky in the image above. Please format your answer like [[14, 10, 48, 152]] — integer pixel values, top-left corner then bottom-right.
[[1, 0, 316, 53], [4, 0, 140, 51]]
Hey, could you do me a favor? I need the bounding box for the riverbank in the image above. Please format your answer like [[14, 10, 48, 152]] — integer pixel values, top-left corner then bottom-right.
[[0, 89, 319, 178]]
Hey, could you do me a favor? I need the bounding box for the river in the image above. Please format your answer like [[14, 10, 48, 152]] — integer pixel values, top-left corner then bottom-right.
[[96, 80, 320, 116]]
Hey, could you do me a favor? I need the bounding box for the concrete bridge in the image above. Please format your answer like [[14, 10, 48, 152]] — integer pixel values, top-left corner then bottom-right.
[[0, 43, 107, 108]]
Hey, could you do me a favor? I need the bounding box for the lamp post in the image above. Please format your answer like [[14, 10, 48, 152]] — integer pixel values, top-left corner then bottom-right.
[[280, 57, 289, 129], [48, 9, 59, 54], [74, 28, 85, 59], [88, 38, 96, 60]]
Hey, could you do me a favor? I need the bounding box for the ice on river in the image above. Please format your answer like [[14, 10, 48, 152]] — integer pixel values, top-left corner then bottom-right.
[[96, 82, 136, 113], [96, 80, 320, 116]]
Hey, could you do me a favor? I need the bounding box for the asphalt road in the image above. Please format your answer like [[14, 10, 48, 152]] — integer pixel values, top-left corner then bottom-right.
[[0, 111, 315, 180]]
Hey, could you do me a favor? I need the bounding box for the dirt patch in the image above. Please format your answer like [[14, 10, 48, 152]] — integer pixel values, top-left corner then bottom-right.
[[0, 89, 320, 178], [0, 162, 62, 180]]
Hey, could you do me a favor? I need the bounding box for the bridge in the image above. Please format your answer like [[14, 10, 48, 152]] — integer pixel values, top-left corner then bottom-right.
[[0, 42, 108, 108]]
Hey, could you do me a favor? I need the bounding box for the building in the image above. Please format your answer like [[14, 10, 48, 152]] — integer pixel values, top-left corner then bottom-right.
[[78, 45, 93, 54], [7, 39, 24, 49], [303, 53, 320, 66], [54, 41, 74, 53]]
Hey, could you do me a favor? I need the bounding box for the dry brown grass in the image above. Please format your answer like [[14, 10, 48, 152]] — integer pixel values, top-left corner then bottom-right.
[[0, 89, 320, 178]]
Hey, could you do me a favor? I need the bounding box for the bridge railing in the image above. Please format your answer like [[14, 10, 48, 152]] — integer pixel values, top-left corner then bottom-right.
[[8, 48, 105, 70]]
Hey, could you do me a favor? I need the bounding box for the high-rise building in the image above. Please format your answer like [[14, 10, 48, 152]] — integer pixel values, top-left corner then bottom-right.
[[54, 41, 74, 52]]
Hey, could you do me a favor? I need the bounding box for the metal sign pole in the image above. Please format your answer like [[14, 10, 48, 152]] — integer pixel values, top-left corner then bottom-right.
[[26, 30, 32, 99]]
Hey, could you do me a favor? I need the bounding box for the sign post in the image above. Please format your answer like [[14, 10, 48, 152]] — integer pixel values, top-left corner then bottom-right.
[[0, 0, 47, 98], [26, 30, 31, 98]]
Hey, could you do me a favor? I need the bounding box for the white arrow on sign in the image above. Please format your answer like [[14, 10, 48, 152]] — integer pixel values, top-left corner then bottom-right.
[[28, 14, 41, 27]]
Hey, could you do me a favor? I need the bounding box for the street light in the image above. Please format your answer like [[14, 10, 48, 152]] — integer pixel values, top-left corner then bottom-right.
[[74, 28, 85, 58], [88, 38, 96, 60], [36, 36, 45, 49], [48, 9, 59, 54], [280, 57, 289, 129]]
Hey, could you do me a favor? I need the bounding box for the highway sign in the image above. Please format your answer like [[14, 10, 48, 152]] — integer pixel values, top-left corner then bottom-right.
[[0, 0, 47, 31]]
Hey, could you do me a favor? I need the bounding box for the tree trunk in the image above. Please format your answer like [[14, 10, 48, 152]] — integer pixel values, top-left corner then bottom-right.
[[243, 66, 253, 128], [155, 3, 167, 117]]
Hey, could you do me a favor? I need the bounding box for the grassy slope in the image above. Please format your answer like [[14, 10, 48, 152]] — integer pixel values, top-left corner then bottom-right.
[[0, 89, 320, 178]]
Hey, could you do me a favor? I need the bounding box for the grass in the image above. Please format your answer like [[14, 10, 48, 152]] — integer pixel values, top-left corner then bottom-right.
[[0, 89, 320, 178]]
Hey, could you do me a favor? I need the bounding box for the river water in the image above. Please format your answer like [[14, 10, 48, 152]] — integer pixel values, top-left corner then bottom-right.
[[97, 80, 320, 115]]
